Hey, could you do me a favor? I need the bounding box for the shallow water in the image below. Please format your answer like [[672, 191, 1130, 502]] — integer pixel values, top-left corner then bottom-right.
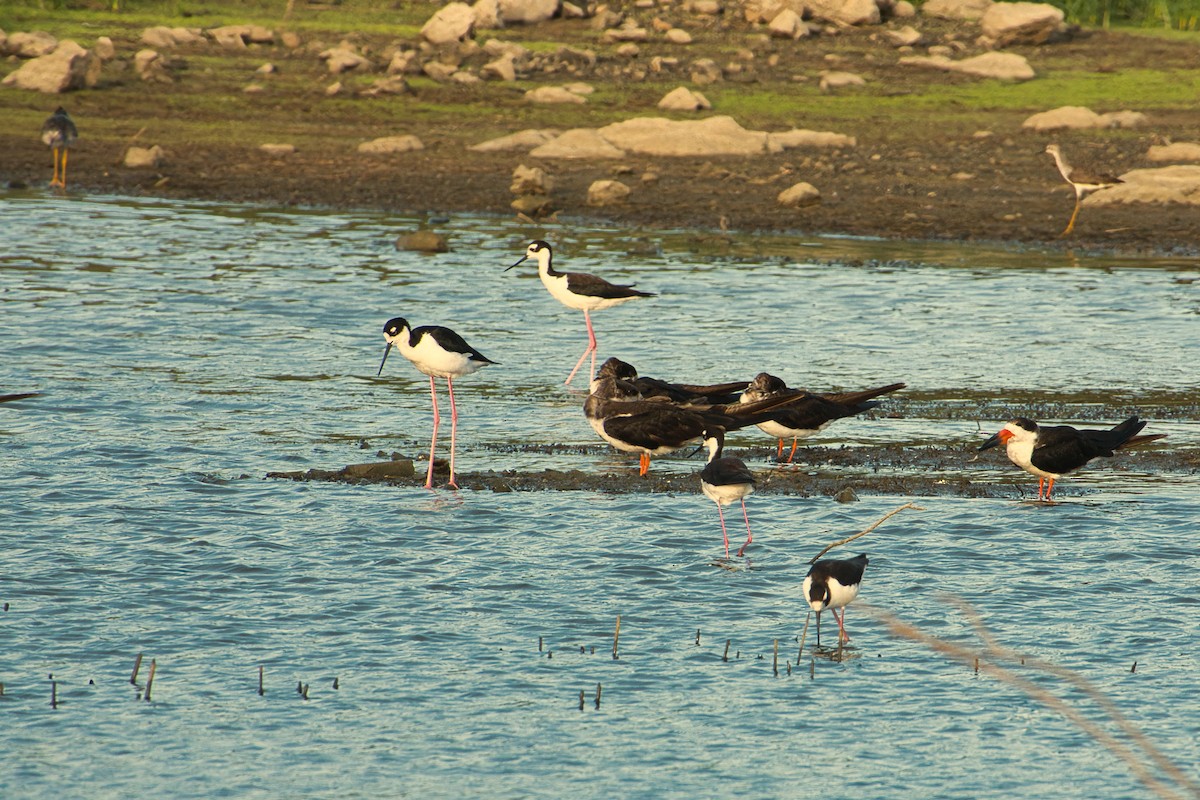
[[1, 192, 1197, 799]]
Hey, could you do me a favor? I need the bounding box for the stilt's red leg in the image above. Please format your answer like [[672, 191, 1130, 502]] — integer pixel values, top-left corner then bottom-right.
[[426, 377, 439, 489], [51, 147, 61, 187], [638, 452, 650, 476], [776, 439, 784, 460], [447, 377, 459, 489], [832, 607, 850, 642], [1045, 477, 1055, 501], [564, 309, 598, 386], [716, 504, 730, 559], [735, 499, 753, 557], [786, 438, 799, 464], [61, 149, 69, 189]]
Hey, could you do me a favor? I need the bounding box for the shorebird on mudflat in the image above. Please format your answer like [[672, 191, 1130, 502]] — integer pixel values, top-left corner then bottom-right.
[[699, 429, 756, 559], [378, 317, 496, 490], [585, 377, 799, 476], [1044, 144, 1124, 236], [506, 240, 655, 387], [41, 107, 78, 189], [979, 416, 1164, 501], [803, 553, 868, 647], [740, 373, 906, 463], [591, 357, 749, 406]]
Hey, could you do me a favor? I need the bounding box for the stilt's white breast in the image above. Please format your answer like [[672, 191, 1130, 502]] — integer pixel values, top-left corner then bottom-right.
[[399, 334, 481, 379]]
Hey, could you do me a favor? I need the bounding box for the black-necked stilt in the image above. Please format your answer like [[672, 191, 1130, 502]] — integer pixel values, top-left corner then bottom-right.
[[506, 241, 654, 387], [593, 357, 749, 406], [803, 553, 868, 647], [740, 373, 906, 463], [377, 317, 496, 489], [585, 377, 799, 476], [1044, 144, 1124, 236], [699, 429, 756, 558], [979, 415, 1164, 501], [41, 107, 78, 189]]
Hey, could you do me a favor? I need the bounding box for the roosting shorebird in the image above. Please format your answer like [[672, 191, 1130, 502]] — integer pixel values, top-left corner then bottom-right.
[[507, 241, 655, 387], [41, 107, 78, 189], [378, 317, 496, 490], [1044, 144, 1124, 236], [592, 357, 749, 406], [979, 416, 1165, 501]]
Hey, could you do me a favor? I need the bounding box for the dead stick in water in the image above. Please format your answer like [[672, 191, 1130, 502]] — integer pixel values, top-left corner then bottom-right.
[[722, 639, 731, 662], [612, 615, 621, 661], [130, 653, 143, 685], [808, 502, 923, 564], [798, 611, 811, 662], [773, 639, 779, 677], [578, 690, 585, 711], [258, 666, 265, 696], [144, 659, 156, 702], [51, 680, 58, 709], [595, 683, 602, 709]]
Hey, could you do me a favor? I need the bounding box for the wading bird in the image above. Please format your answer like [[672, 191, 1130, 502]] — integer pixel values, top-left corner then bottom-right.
[[1044, 144, 1124, 236], [803, 553, 868, 647], [41, 107, 78, 189], [698, 430, 756, 559], [378, 317, 496, 489], [979, 416, 1165, 501], [507, 241, 654, 387]]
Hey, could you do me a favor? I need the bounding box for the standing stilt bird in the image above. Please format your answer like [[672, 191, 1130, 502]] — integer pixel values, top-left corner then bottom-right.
[[41, 107, 78, 189], [803, 553, 868, 647], [1044, 144, 1123, 236], [378, 317, 496, 490], [979, 416, 1165, 501], [699, 430, 756, 559], [507, 241, 654, 387]]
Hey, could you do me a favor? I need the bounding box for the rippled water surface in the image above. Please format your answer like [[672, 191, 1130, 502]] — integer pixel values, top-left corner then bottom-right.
[[2, 192, 1198, 799]]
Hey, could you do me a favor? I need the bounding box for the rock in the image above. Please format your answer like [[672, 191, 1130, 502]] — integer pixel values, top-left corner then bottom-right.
[[395, 231, 451, 252], [807, 0, 881, 25], [616, 43, 641, 57], [260, 143, 296, 156], [587, 179, 631, 206], [768, 129, 857, 149], [470, 129, 561, 152], [599, 116, 770, 156], [744, 0, 792, 23], [134, 49, 172, 83], [1147, 142, 1200, 162], [525, 86, 587, 104], [364, 75, 412, 95], [125, 145, 166, 168], [884, 25, 924, 46], [357, 135, 425, 154], [280, 32, 302, 49], [690, 58, 722, 85], [1087, 165, 1200, 206], [768, 10, 811, 39], [1022, 105, 1105, 130], [901, 51, 1034, 81], [450, 71, 482, 84], [320, 45, 371, 74], [979, 1, 1064, 47], [482, 54, 518, 80], [421, 3, 477, 45], [922, 0, 992, 19], [387, 49, 420, 74], [1101, 110, 1148, 129], [665, 28, 693, 44], [894, 0, 917, 16], [142, 26, 179, 49], [778, 181, 822, 207], [511, 193, 555, 216], [657, 86, 712, 111], [604, 23, 650, 42], [93, 36, 115, 61], [819, 70, 866, 91], [2, 40, 99, 93], [256, 63, 277, 74], [511, 163, 554, 194], [531, 129, 627, 159], [325, 81, 344, 96], [473, 0, 503, 28], [498, 0, 560, 24], [208, 25, 249, 48], [6, 31, 58, 57], [423, 62, 458, 81], [243, 83, 265, 94], [687, 0, 723, 14]]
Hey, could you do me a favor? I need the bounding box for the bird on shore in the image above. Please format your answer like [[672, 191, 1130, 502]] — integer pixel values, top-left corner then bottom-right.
[[378, 317, 496, 490], [803, 553, 868, 647], [978, 416, 1165, 501], [585, 376, 800, 476], [41, 107, 78, 189], [699, 429, 756, 559], [740, 373, 906, 463], [1044, 144, 1124, 236], [591, 357, 749, 405], [506, 240, 654, 387]]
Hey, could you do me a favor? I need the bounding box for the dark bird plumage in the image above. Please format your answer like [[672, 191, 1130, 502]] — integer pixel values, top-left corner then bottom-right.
[[803, 553, 869, 647], [41, 107, 78, 189]]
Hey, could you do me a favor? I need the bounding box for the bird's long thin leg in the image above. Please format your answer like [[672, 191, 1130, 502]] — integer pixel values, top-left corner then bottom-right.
[[735, 499, 753, 557], [51, 147, 61, 187], [564, 309, 598, 386], [447, 377, 459, 490], [815, 611, 822, 648], [1062, 195, 1083, 236], [832, 607, 851, 642], [1045, 477, 1055, 501], [786, 438, 799, 464], [716, 503, 730, 559], [61, 148, 69, 189], [426, 376, 439, 489], [776, 439, 784, 460], [638, 451, 650, 476], [1037, 476, 1045, 500]]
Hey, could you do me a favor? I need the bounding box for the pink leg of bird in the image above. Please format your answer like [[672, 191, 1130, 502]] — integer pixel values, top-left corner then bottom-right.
[[716, 504, 730, 559], [564, 309, 598, 387], [776, 439, 784, 460], [786, 438, 799, 464], [426, 377, 439, 489], [832, 607, 851, 642], [447, 377, 459, 489], [735, 499, 753, 557]]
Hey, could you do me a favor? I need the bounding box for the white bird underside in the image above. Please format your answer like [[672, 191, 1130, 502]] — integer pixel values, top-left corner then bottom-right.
[[803, 575, 860, 613], [541, 272, 642, 312], [701, 480, 754, 506], [398, 336, 488, 379]]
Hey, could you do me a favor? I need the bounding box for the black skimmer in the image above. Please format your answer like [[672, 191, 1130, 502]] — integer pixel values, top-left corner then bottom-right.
[[377, 317, 496, 489], [699, 430, 756, 558], [41, 107, 78, 189], [592, 357, 749, 406], [979, 415, 1165, 501], [506, 241, 654, 387], [740, 373, 906, 463], [1044, 144, 1124, 236], [585, 377, 799, 476], [803, 553, 868, 647]]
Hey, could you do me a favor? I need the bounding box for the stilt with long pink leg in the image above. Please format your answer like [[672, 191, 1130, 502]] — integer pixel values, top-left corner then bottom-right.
[[506, 240, 654, 387], [699, 430, 756, 559], [802, 554, 868, 647], [378, 317, 495, 490]]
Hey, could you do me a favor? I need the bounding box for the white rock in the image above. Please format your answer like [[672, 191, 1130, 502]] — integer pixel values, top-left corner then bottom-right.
[[768, 10, 810, 39], [320, 46, 370, 74], [922, 0, 992, 19], [819, 70, 866, 90], [421, 3, 477, 45], [260, 143, 296, 156], [778, 182, 822, 207], [2, 40, 99, 93], [531, 129, 627, 159], [598, 116, 769, 156], [768, 129, 857, 149], [125, 145, 166, 168], [482, 53, 518, 80], [1022, 105, 1106, 130], [587, 180, 631, 206], [470, 129, 561, 151], [525, 86, 587, 104], [93, 36, 116, 61], [979, 1, 1063, 46], [473, 0, 503, 28], [893, 0, 917, 16], [806, 0, 880, 25], [1147, 142, 1200, 162], [1100, 110, 1148, 129], [6, 31, 58, 57], [358, 136, 425, 154], [884, 25, 923, 46], [1087, 165, 1200, 206], [657, 86, 712, 111], [498, 0, 561, 24], [511, 163, 555, 194], [665, 28, 693, 44], [901, 51, 1034, 81]]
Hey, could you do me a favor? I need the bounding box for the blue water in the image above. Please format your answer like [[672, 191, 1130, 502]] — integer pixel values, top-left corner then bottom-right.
[[1, 192, 1197, 799]]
